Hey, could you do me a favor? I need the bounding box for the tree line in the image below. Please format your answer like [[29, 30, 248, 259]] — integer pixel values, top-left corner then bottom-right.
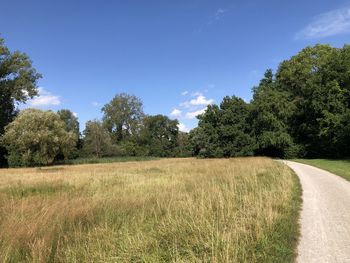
[[1, 35, 350, 167], [191, 44, 350, 158], [0, 93, 192, 167], [0, 37, 191, 167]]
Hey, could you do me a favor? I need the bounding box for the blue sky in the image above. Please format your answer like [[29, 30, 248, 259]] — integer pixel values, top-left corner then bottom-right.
[[1, 0, 350, 132]]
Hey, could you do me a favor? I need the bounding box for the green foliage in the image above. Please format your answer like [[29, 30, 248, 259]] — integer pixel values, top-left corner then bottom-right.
[[139, 115, 179, 157], [57, 109, 80, 159], [251, 70, 296, 157], [1, 109, 76, 167], [174, 131, 192, 157], [0, 38, 41, 104], [277, 44, 350, 157], [190, 98, 254, 157], [0, 37, 41, 166], [190, 44, 350, 159], [218, 96, 255, 156], [2, 42, 350, 162], [57, 109, 80, 139], [102, 93, 144, 142], [117, 139, 149, 156], [190, 105, 223, 157], [84, 95, 184, 158], [82, 120, 114, 158]]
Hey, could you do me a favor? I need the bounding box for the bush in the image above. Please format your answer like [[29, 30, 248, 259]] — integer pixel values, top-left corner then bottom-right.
[[284, 144, 307, 159], [1, 109, 76, 167]]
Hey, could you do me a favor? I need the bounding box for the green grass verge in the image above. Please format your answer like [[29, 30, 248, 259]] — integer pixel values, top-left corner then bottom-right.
[[292, 159, 350, 181], [255, 168, 302, 263]]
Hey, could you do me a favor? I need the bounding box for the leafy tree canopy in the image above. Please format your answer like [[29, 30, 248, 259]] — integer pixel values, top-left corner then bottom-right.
[[0, 37, 41, 104], [0, 37, 41, 166], [1, 109, 76, 167], [102, 93, 144, 142], [191, 44, 350, 158], [57, 109, 80, 140], [276, 44, 350, 156], [82, 120, 114, 158], [140, 114, 179, 157]]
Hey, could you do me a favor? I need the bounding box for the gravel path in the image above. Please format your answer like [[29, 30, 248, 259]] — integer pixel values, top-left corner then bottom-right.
[[285, 161, 350, 263]]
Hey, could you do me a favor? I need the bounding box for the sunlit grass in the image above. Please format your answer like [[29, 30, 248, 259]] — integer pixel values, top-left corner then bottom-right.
[[56, 156, 160, 165], [0, 157, 300, 262]]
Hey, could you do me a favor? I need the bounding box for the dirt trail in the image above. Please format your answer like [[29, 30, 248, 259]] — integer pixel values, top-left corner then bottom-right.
[[285, 161, 350, 263]]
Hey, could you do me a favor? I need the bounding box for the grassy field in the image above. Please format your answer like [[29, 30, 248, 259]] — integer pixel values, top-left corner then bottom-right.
[[293, 159, 350, 181], [56, 156, 160, 165], [0, 157, 301, 262]]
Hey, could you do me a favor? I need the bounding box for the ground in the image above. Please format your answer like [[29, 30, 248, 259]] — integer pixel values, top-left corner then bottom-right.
[[285, 161, 350, 262], [0, 157, 300, 262], [294, 159, 350, 181]]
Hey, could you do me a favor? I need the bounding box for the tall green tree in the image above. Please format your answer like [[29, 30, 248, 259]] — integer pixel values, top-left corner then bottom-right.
[[139, 115, 179, 157], [251, 70, 297, 157], [57, 109, 80, 139], [102, 93, 144, 143], [82, 120, 113, 158], [0, 37, 41, 166], [174, 131, 192, 157], [189, 44, 350, 159], [190, 97, 254, 157], [1, 109, 75, 167], [276, 44, 350, 157], [57, 109, 80, 158], [218, 96, 255, 157], [190, 105, 222, 157]]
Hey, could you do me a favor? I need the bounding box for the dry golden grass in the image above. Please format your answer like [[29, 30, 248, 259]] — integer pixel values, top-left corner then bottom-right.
[[0, 157, 300, 262]]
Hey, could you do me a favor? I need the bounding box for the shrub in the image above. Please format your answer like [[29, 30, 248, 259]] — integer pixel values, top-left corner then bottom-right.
[[1, 109, 76, 167]]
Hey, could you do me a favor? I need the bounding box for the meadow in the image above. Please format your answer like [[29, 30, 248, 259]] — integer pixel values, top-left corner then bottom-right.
[[0, 157, 301, 262], [56, 156, 160, 166]]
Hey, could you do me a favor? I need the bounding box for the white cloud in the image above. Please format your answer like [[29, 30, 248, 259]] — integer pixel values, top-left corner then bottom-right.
[[170, 108, 182, 117], [179, 101, 190, 108], [295, 7, 350, 39], [180, 94, 214, 108], [92, 101, 100, 107], [178, 123, 189, 133], [208, 8, 227, 25], [181, 91, 189, 96], [22, 89, 29, 97], [195, 8, 228, 34], [192, 91, 202, 97], [29, 87, 60, 107], [185, 107, 207, 119], [189, 95, 214, 106], [73, 112, 78, 117], [215, 8, 226, 18]]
